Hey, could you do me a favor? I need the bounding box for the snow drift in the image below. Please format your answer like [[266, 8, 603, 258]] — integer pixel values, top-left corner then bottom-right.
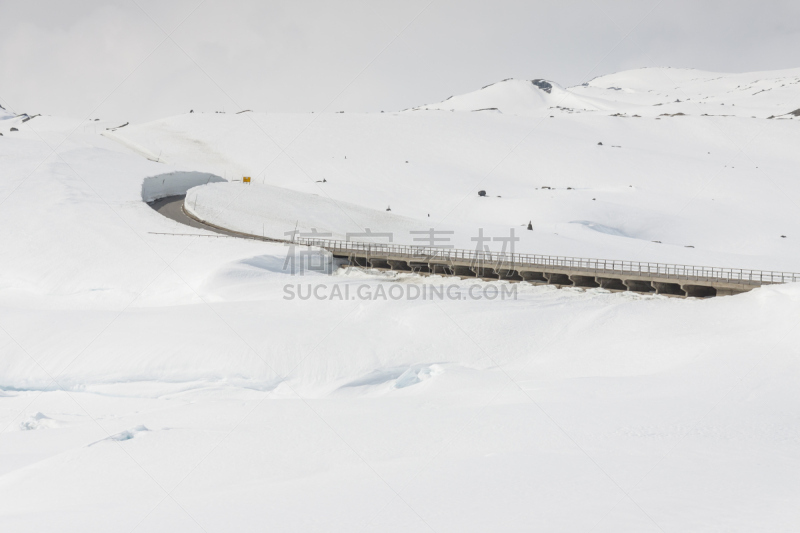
[[2, 66, 800, 532]]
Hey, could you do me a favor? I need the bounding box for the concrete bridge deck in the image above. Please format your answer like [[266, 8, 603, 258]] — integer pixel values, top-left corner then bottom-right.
[[297, 238, 799, 298]]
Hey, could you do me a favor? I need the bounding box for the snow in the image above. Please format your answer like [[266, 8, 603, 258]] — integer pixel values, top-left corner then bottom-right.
[[141, 171, 226, 203], [576, 67, 800, 118], [412, 67, 800, 119], [184, 181, 443, 243], [112, 74, 800, 271], [411, 78, 616, 115], [1, 67, 799, 532]]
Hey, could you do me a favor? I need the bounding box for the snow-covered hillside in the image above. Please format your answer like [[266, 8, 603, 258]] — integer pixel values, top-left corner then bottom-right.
[[416, 67, 800, 119], [106, 67, 800, 271], [1, 67, 799, 532], [412, 78, 616, 115], [575, 67, 800, 118]]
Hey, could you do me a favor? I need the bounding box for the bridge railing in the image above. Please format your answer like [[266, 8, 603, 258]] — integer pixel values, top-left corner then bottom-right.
[[295, 237, 800, 285]]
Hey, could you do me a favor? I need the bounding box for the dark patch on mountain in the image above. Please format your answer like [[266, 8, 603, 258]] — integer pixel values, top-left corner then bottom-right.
[[531, 79, 552, 93]]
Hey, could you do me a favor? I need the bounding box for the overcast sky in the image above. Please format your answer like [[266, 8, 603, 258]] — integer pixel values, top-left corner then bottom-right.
[[1, 0, 799, 122]]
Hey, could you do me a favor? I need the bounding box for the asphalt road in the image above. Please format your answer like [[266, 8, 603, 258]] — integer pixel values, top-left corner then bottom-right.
[[148, 195, 242, 237]]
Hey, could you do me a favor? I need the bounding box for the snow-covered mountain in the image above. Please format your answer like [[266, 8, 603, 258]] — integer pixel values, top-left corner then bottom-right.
[[1, 67, 800, 532], [411, 78, 616, 115], [413, 67, 800, 119]]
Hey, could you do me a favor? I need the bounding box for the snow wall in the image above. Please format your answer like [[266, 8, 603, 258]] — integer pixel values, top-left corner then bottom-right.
[[141, 171, 226, 203]]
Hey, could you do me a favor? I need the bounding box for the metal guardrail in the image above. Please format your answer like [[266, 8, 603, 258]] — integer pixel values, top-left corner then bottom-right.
[[296, 238, 800, 286]]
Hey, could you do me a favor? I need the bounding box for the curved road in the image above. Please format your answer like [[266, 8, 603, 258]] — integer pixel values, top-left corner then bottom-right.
[[148, 195, 245, 238]]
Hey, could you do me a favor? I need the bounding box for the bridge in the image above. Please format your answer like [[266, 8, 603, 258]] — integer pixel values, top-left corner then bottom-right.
[[295, 237, 799, 298], [150, 195, 799, 298]]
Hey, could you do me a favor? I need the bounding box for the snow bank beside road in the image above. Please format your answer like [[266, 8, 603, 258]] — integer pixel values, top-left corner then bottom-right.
[[141, 171, 225, 202], [185, 181, 459, 243]]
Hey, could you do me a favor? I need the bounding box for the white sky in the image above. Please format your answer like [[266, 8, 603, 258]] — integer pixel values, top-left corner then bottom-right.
[[1, 0, 799, 123]]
